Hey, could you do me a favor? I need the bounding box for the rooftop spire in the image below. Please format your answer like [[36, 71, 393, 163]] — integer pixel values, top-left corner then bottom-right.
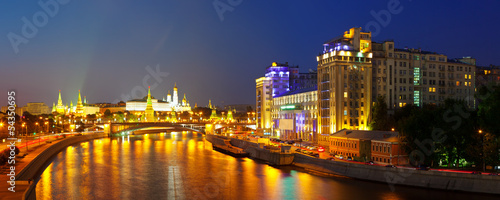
[[57, 90, 63, 106]]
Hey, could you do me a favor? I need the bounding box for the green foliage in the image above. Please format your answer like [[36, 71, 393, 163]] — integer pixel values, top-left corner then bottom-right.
[[0, 146, 19, 166], [104, 109, 112, 117], [369, 95, 392, 131]]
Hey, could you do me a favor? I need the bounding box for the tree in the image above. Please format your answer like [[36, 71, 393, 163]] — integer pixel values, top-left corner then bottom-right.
[[104, 109, 112, 117], [369, 95, 391, 131], [478, 85, 500, 136], [397, 104, 440, 166], [476, 85, 500, 168]]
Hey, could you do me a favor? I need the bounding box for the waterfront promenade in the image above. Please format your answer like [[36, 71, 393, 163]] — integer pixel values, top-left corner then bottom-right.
[[0, 135, 66, 200], [207, 134, 500, 195], [0, 133, 106, 200]]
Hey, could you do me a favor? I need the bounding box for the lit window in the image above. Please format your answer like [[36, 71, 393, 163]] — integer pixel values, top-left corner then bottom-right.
[[344, 110, 347, 116], [429, 87, 432, 92], [344, 92, 348, 98], [456, 81, 460, 86], [468, 75, 471, 79], [399, 102, 403, 107], [464, 74, 467, 79]]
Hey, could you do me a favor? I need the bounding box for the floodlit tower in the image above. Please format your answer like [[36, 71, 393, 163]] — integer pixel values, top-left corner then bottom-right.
[[173, 83, 179, 106], [182, 94, 187, 106], [227, 109, 233, 122], [167, 90, 172, 103], [56, 90, 65, 114], [145, 86, 155, 122], [75, 90, 84, 117]]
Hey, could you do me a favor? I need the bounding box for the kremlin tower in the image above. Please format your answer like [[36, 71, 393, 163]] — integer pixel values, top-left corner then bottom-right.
[[56, 90, 65, 114], [75, 90, 84, 117], [144, 86, 155, 122]]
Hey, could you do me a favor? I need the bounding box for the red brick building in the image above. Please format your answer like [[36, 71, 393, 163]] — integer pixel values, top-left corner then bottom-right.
[[329, 129, 408, 165]]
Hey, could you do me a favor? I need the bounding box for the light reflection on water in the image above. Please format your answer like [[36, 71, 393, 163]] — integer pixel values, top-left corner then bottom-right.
[[35, 133, 498, 200]]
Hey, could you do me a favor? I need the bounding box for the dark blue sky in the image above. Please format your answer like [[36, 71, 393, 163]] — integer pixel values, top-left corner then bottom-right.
[[1, 0, 499, 108]]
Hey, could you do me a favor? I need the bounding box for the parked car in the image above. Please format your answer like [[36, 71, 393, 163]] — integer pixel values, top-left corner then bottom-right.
[[347, 157, 353, 161], [487, 173, 499, 176], [417, 164, 430, 170], [471, 171, 482, 175], [365, 161, 374, 165], [385, 165, 397, 168], [294, 149, 302, 152], [334, 154, 344, 159], [312, 153, 319, 157], [327, 157, 335, 161]]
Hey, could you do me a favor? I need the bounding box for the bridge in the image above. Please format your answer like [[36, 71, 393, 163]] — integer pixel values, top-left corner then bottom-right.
[[87, 122, 256, 136]]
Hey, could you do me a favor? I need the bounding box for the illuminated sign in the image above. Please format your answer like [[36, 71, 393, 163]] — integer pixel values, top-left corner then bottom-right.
[[280, 105, 296, 110]]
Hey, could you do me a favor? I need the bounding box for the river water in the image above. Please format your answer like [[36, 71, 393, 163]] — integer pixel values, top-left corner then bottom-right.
[[35, 133, 497, 200]]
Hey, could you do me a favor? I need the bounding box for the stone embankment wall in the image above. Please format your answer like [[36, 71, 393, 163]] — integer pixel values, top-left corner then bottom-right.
[[293, 153, 500, 195], [19, 133, 108, 200]]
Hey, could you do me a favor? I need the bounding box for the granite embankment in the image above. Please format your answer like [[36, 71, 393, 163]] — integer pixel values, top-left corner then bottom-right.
[[18, 133, 108, 200], [206, 134, 500, 195], [293, 153, 500, 195]]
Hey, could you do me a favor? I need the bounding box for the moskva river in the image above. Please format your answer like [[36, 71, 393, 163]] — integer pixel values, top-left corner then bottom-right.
[[35, 133, 498, 200]]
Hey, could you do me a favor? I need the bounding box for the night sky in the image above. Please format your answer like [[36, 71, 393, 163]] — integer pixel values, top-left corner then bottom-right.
[[1, 0, 499, 108]]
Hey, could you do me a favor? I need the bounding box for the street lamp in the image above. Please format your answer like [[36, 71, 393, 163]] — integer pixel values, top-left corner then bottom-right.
[[22, 123, 28, 151], [479, 130, 485, 172]]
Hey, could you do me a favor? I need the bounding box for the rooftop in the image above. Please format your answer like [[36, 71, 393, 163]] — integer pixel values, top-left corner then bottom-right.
[[274, 86, 317, 98], [330, 129, 400, 143]]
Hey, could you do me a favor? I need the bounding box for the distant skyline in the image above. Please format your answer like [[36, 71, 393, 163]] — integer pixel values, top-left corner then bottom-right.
[[1, 1, 499, 107]]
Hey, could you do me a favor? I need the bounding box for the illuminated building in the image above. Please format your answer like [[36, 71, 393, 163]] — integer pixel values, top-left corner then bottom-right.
[[173, 83, 179, 106], [52, 90, 100, 116], [227, 109, 234, 121], [476, 65, 500, 88], [256, 77, 272, 132], [144, 86, 155, 122], [210, 108, 218, 120], [257, 62, 317, 135], [272, 87, 317, 141], [75, 90, 84, 117], [317, 27, 373, 134], [55, 90, 65, 114], [328, 129, 408, 165], [126, 84, 191, 113], [371, 41, 476, 110], [208, 99, 213, 109], [16, 102, 50, 115]]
